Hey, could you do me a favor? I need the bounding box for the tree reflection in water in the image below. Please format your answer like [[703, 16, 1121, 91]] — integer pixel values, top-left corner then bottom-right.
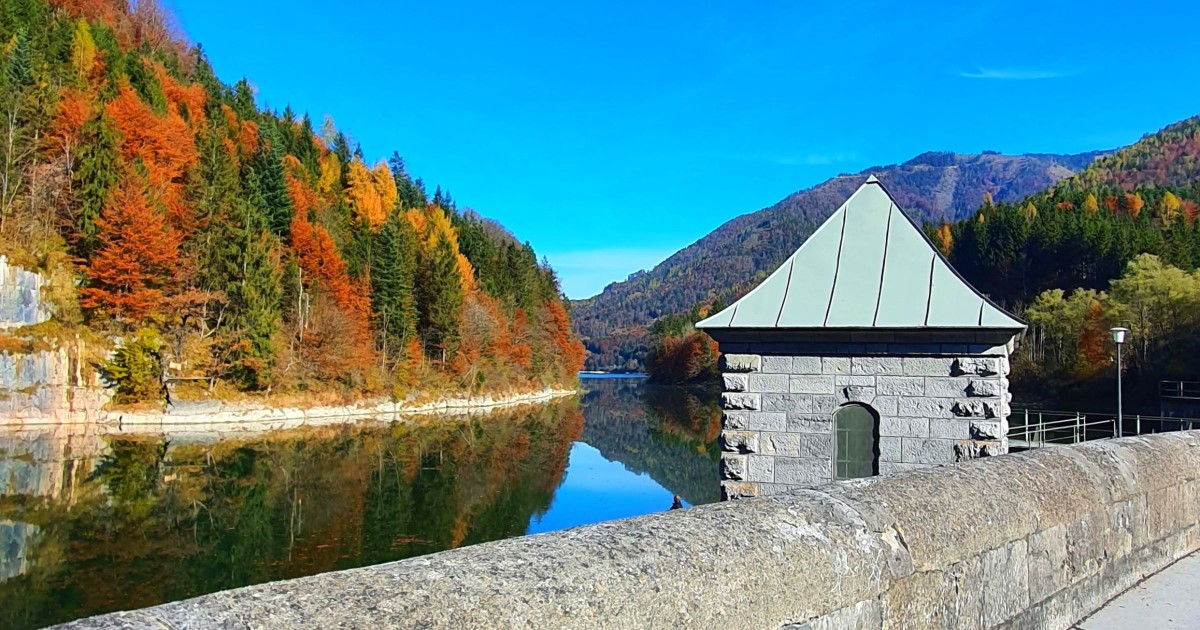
[[0, 400, 582, 630]]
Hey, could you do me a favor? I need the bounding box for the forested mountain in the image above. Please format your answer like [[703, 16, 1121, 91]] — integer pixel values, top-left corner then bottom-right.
[[0, 0, 583, 402], [574, 150, 1101, 371]]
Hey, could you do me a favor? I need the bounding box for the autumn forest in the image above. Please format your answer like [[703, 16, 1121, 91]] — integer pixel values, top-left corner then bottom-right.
[[0, 0, 584, 403]]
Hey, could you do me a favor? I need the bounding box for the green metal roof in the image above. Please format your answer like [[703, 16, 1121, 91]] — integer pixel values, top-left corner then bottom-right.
[[696, 176, 1025, 331]]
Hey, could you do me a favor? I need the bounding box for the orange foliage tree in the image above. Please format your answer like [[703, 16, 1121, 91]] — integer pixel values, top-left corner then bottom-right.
[[79, 171, 180, 321]]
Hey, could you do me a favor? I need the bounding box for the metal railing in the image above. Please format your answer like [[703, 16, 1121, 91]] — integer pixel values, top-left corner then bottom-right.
[[1160, 381, 1200, 400], [1008, 408, 1199, 449]]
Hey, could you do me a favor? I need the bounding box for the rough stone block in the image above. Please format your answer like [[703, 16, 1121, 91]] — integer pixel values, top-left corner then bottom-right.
[[801, 434, 833, 459], [722, 373, 748, 392], [787, 415, 832, 434], [761, 355, 793, 373], [851, 356, 904, 375], [879, 416, 928, 438], [880, 461, 930, 475], [774, 457, 829, 485], [879, 436, 903, 462], [748, 373, 790, 393], [746, 412, 787, 432], [981, 539, 1029, 627], [723, 411, 749, 430], [951, 399, 999, 419], [811, 395, 841, 413], [901, 437, 958, 464], [720, 431, 759, 454], [790, 375, 836, 394], [954, 440, 1004, 460], [839, 385, 876, 405], [967, 379, 1000, 397], [763, 393, 813, 413], [720, 481, 758, 499], [792, 356, 824, 375], [720, 455, 746, 481], [970, 419, 1004, 440], [871, 396, 899, 416], [928, 418, 970, 439], [822, 357, 851, 374], [876, 376, 924, 397], [722, 392, 761, 410], [804, 600, 883, 630], [897, 397, 954, 418], [761, 432, 804, 456], [1027, 524, 1068, 603], [924, 377, 972, 398], [835, 375, 876, 388], [747, 455, 774, 483], [902, 356, 957, 376], [953, 357, 1001, 376], [720, 353, 761, 373]]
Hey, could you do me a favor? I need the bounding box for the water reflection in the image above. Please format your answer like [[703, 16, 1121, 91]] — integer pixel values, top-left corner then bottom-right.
[[0, 378, 720, 629]]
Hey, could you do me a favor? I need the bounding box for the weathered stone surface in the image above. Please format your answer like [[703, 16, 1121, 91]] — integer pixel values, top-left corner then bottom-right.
[[763, 393, 813, 413], [722, 392, 761, 410], [774, 457, 829, 484], [982, 540, 1030, 626], [967, 379, 1001, 397], [722, 373, 749, 392], [761, 355, 793, 373], [970, 420, 1005, 440], [902, 438, 958, 464], [954, 440, 1004, 461], [875, 376, 924, 397], [879, 416, 928, 438], [951, 399, 999, 418], [954, 357, 1001, 376], [746, 412, 787, 432], [839, 386, 875, 405], [901, 357, 956, 376], [821, 357, 851, 375], [834, 375, 875, 388], [720, 353, 761, 373], [721, 455, 746, 480], [871, 396, 899, 416], [720, 431, 759, 454], [897, 397, 954, 418], [879, 436, 903, 462], [924, 377, 972, 399], [787, 415, 832, 434], [761, 432, 804, 457], [721, 481, 758, 499], [927, 418, 970, 440], [793, 356, 824, 375], [723, 411, 750, 430], [799, 600, 883, 630], [790, 375, 836, 394], [850, 357, 903, 375], [747, 455, 775, 483], [811, 395, 841, 413], [748, 373, 790, 393]]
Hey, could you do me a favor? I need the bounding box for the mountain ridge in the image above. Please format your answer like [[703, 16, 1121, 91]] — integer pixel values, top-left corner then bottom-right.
[[573, 149, 1103, 371]]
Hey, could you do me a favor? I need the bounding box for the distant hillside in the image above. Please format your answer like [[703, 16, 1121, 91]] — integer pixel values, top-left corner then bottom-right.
[[1067, 115, 1200, 191], [573, 150, 1101, 371]]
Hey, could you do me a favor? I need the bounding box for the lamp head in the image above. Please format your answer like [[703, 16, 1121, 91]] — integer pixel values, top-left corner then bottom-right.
[[1110, 327, 1129, 344]]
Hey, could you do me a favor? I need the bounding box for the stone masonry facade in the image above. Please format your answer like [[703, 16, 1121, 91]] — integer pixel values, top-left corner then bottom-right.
[[719, 340, 1012, 499]]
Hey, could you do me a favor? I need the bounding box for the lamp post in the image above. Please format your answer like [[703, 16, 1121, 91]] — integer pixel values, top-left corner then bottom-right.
[[1111, 327, 1129, 438]]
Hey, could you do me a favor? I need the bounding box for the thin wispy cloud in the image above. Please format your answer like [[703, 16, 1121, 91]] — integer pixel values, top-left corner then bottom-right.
[[959, 67, 1072, 80]]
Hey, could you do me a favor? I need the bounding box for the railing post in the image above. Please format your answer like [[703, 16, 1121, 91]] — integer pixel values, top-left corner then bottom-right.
[[1136, 414, 1141, 435], [1075, 412, 1081, 443]]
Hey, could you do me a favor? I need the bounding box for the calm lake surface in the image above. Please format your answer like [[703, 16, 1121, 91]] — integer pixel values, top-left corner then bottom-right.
[[0, 376, 720, 629]]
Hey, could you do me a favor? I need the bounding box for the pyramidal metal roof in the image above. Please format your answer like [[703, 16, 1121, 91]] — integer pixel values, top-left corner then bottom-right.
[[696, 176, 1025, 332]]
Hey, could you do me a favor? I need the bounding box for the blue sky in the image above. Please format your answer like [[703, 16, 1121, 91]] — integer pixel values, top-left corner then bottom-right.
[[167, 0, 1200, 299]]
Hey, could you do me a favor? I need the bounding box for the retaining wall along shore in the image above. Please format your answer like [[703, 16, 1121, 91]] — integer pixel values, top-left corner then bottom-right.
[[61, 431, 1200, 630]]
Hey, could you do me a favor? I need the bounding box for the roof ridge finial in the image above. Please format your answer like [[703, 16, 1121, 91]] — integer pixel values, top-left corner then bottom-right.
[[865, 174, 880, 184]]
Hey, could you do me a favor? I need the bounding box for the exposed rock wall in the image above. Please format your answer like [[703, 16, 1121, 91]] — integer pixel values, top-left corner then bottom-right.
[[59, 431, 1200, 630], [0, 340, 109, 423], [718, 340, 1011, 498], [0, 255, 50, 329]]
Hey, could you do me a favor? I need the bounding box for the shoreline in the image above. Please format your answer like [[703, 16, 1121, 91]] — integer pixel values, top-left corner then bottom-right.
[[1, 387, 578, 435]]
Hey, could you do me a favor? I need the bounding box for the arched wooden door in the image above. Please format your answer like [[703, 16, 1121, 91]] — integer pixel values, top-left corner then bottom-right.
[[833, 403, 879, 480]]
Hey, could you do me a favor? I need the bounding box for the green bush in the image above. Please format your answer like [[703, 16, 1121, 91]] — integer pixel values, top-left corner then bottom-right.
[[104, 328, 163, 403]]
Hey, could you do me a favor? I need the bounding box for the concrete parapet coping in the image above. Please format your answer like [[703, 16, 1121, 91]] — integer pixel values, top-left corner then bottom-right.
[[60, 431, 1200, 629]]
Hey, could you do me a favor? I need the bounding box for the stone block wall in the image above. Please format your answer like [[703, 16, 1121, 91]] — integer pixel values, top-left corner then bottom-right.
[[718, 341, 1012, 499]]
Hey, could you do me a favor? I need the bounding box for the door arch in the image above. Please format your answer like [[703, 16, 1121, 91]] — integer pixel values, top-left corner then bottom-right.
[[832, 403, 879, 480]]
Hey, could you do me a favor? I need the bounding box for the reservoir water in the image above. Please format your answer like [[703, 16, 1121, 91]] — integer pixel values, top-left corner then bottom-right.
[[0, 376, 719, 629]]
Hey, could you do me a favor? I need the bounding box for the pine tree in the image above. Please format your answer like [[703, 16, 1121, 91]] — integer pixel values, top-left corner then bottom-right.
[[371, 211, 419, 361], [247, 124, 294, 236], [417, 233, 463, 355], [73, 111, 120, 255], [221, 198, 282, 389]]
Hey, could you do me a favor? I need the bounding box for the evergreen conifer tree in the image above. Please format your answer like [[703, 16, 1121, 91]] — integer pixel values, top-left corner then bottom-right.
[[417, 234, 463, 355], [73, 111, 120, 255], [371, 212, 419, 361]]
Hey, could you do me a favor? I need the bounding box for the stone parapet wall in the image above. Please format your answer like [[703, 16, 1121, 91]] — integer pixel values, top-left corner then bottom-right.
[[718, 341, 1011, 498], [61, 431, 1200, 629]]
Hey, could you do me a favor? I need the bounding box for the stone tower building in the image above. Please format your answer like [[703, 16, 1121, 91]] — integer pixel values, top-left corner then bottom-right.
[[697, 176, 1025, 499]]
